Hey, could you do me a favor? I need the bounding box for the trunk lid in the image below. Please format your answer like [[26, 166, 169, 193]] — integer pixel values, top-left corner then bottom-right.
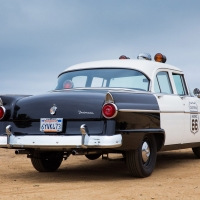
[[14, 91, 106, 120]]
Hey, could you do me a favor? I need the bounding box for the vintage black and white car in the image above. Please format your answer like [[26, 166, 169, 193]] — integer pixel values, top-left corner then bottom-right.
[[1, 53, 200, 178]]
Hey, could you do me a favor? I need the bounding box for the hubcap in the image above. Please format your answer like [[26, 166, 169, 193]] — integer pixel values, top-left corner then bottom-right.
[[142, 141, 150, 163]]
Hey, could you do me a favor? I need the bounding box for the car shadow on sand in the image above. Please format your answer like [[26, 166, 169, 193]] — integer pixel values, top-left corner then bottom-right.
[[2, 150, 199, 183]]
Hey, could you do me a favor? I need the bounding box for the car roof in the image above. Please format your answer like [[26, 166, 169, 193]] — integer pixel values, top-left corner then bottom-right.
[[61, 59, 182, 79]]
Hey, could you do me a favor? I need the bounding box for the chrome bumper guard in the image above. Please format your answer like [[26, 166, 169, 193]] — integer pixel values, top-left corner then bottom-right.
[[0, 124, 122, 149]]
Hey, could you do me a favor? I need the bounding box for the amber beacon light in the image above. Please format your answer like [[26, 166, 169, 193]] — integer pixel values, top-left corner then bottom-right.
[[154, 53, 167, 63]]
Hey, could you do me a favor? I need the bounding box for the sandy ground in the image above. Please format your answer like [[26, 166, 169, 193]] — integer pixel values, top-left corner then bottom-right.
[[0, 148, 200, 200]]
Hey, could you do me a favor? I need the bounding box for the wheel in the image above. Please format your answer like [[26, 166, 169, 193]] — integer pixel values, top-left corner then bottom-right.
[[126, 134, 157, 178], [85, 154, 101, 160], [31, 151, 64, 172], [192, 147, 200, 158]]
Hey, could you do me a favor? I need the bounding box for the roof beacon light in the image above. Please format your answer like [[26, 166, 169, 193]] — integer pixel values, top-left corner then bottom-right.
[[154, 53, 167, 63], [137, 53, 152, 61], [119, 55, 130, 59]]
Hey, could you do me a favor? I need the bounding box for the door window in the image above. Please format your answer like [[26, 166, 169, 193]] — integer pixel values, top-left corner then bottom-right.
[[154, 71, 173, 94], [172, 73, 187, 95]]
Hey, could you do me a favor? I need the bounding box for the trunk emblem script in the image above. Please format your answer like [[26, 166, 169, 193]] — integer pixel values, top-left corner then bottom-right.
[[50, 104, 57, 115]]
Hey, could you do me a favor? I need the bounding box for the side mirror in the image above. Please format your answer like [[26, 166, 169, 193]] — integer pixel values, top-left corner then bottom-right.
[[193, 88, 200, 98]]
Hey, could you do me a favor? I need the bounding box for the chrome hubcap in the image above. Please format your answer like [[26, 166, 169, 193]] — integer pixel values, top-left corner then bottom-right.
[[142, 141, 150, 163]]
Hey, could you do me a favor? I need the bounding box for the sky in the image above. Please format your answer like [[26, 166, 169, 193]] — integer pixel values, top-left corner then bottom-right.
[[0, 0, 200, 95]]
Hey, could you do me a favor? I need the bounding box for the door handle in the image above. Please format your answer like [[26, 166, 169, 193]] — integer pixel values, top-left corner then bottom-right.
[[156, 95, 163, 99], [180, 96, 185, 100]]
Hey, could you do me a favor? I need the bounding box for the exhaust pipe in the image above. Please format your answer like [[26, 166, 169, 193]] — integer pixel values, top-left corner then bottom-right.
[[15, 150, 30, 155], [72, 150, 102, 156]]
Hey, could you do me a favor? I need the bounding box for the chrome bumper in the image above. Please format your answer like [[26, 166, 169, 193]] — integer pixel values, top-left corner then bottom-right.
[[0, 136, 7, 147], [0, 124, 122, 149], [0, 134, 122, 149]]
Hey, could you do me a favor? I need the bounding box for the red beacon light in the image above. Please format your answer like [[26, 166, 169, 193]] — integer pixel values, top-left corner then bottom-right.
[[102, 103, 118, 119], [119, 55, 130, 59], [154, 53, 167, 63]]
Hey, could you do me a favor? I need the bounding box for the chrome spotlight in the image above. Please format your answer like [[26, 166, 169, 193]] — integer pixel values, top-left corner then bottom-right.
[[137, 53, 152, 61]]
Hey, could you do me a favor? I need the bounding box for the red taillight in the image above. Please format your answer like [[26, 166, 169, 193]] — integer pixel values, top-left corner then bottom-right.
[[0, 106, 5, 120], [102, 103, 118, 119]]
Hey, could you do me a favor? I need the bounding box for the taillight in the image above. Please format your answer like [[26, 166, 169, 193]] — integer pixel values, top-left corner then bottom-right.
[[0, 106, 5, 120], [102, 103, 118, 119]]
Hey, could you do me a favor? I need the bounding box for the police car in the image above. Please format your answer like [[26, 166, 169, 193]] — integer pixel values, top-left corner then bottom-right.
[[0, 53, 200, 178]]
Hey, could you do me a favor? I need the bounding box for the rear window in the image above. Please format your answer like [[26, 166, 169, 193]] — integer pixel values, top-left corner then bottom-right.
[[55, 68, 150, 91]]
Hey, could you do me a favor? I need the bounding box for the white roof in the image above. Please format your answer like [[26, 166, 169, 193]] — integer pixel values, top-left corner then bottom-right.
[[61, 59, 182, 80]]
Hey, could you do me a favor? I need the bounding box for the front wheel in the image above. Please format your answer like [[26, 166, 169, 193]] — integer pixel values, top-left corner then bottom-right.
[[126, 134, 157, 178], [31, 151, 64, 172]]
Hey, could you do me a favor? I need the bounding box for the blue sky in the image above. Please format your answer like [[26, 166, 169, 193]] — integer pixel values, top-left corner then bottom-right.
[[0, 1, 200, 95]]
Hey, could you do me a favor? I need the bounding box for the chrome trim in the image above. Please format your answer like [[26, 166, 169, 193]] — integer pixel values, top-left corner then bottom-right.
[[105, 92, 114, 103], [6, 125, 12, 148], [50, 104, 57, 115], [6, 125, 12, 135], [80, 124, 88, 135], [3, 134, 122, 149], [119, 109, 200, 114], [80, 124, 90, 147], [142, 141, 150, 163], [102, 103, 118, 119], [0, 98, 3, 106], [119, 109, 160, 113], [0, 106, 6, 120], [137, 53, 152, 61]]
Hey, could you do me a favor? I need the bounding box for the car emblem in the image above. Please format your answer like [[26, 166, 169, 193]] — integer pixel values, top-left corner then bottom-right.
[[50, 104, 57, 115]]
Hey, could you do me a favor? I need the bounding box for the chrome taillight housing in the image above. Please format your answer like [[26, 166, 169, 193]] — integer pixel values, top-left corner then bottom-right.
[[0, 106, 6, 120], [102, 103, 118, 119]]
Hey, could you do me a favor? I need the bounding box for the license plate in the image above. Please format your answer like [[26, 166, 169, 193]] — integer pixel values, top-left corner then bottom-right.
[[40, 118, 63, 132]]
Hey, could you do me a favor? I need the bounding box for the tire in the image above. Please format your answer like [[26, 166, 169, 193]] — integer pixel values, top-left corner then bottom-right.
[[31, 151, 64, 172], [126, 134, 157, 178], [192, 147, 200, 158], [85, 154, 101, 160]]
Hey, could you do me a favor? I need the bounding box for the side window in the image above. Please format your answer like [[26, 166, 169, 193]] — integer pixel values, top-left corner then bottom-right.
[[172, 73, 187, 95], [154, 71, 173, 94]]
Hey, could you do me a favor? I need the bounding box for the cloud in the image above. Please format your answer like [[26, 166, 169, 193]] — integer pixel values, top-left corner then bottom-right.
[[0, 0, 200, 94]]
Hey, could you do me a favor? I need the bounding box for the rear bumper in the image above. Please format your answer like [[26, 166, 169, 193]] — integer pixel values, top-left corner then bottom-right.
[[0, 136, 7, 147], [0, 134, 122, 149]]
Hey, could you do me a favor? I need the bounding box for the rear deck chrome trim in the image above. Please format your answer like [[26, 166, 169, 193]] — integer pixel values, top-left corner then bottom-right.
[[119, 109, 200, 114]]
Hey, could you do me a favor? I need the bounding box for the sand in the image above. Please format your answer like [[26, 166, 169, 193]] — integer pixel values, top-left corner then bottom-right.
[[0, 148, 200, 200]]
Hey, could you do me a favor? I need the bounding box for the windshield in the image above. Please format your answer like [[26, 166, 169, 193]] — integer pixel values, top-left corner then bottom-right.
[[55, 68, 150, 91]]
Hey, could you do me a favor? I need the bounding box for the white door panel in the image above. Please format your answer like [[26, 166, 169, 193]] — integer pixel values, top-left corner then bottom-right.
[[156, 95, 184, 112], [155, 95, 185, 145], [160, 113, 184, 145]]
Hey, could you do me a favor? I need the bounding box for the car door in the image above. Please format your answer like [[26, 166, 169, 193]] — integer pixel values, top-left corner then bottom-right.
[[171, 73, 200, 144], [153, 70, 185, 145]]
